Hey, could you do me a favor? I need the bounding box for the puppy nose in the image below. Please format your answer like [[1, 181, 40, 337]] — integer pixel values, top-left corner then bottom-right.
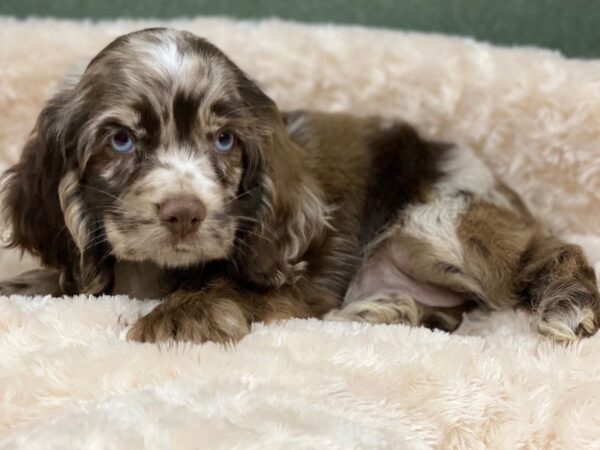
[[159, 196, 206, 237]]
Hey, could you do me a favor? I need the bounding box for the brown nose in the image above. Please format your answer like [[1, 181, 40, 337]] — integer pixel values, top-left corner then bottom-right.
[[159, 196, 206, 237]]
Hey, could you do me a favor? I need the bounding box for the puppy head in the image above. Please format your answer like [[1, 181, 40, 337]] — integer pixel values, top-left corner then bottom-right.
[[2, 28, 326, 293]]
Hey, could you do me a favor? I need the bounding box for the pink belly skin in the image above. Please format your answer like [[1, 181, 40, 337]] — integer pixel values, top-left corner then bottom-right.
[[347, 245, 465, 308]]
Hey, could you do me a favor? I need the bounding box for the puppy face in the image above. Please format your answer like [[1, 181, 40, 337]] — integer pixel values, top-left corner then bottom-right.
[[3, 28, 325, 294], [64, 29, 271, 267]]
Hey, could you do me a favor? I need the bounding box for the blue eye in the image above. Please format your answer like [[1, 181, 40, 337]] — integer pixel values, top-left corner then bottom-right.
[[111, 130, 135, 154], [213, 131, 235, 153]]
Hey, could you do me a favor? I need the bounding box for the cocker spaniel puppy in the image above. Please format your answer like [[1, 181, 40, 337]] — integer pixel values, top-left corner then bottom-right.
[[1, 28, 598, 344]]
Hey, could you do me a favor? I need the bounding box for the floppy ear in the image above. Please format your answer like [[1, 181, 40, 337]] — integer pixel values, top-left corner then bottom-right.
[[232, 82, 329, 287], [1, 88, 115, 295]]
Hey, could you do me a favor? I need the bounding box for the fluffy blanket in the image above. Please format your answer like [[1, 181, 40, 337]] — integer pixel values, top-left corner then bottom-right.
[[1, 16, 600, 449]]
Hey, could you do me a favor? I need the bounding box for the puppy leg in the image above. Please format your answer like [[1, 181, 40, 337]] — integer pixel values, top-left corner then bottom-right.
[[333, 186, 598, 341], [0, 269, 62, 296], [457, 201, 600, 341], [127, 277, 337, 344]]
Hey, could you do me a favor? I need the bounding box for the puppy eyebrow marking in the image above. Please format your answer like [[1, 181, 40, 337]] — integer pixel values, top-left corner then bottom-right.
[[173, 90, 201, 142], [211, 99, 243, 119], [134, 97, 161, 148]]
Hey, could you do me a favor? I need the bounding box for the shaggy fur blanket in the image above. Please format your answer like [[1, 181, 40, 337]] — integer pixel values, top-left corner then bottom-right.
[[1, 17, 600, 449]]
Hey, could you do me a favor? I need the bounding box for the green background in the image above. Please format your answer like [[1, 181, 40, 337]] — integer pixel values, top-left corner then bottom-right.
[[1, 0, 598, 59]]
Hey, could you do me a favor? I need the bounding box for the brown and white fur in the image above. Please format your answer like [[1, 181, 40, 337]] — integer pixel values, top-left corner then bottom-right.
[[1, 28, 598, 344]]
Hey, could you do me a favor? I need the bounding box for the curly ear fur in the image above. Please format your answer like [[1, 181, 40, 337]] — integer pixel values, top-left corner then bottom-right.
[[1, 87, 114, 295], [254, 125, 330, 287], [231, 76, 330, 287]]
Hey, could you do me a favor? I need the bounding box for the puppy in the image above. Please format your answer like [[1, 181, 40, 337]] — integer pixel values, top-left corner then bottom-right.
[[1, 28, 598, 344]]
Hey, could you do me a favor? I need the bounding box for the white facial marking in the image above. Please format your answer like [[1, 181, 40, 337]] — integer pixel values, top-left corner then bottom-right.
[[151, 39, 182, 75], [104, 147, 235, 267], [133, 33, 225, 96], [153, 148, 222, 209]]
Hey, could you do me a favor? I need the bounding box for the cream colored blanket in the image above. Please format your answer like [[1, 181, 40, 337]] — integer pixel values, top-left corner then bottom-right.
[[1, 17, 600, 449]]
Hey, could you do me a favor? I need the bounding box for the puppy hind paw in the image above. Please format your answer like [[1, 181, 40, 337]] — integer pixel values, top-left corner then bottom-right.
[[532, 302, 598, 343], [322, 308, 350, 322], [525, 241, 600, 342], [323, 294, 420, 325]]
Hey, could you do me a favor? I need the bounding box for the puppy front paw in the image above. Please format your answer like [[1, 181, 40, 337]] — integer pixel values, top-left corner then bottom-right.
[[0, 269, 62, 297], [126, 291, 250, 344]]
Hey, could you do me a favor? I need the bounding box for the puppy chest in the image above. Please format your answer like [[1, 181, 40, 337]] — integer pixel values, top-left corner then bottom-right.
[[113, 261, 170, 299]]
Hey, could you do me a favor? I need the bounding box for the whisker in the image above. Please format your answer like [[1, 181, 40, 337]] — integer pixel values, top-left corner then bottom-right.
[[223, 187, 260, 207], [234, 216, 278, 240], [80, 185, 126, 205]]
